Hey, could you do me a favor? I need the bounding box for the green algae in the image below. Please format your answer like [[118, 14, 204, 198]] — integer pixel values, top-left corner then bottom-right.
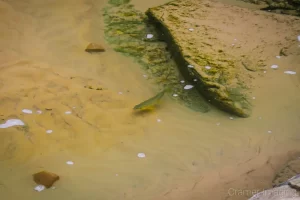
[[103, 0, 210, 113]]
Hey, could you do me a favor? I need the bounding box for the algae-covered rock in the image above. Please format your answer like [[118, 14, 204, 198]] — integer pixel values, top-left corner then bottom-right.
[[103, 0, 210, 113], [146, 0, 300, 117]]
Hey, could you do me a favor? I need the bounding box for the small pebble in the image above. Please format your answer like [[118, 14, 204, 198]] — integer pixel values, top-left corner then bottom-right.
[[34, 185, 45, 192], [205, 66, 211, 70], [180, 80, 185, 83], [276, 56, 281, 59], [146, 34, 153, 39], [22, 109, 33, 114], [267, 130, 272, 134], [270, 65, 279, 69], [184, 85, 194, 90], [137, 153, 146, 158], [46, 130, 53, 134], [188, 28, 194, 31], [229, 117, 234, 120], [66, 161, 74, 165], [187, 65, 194, 68], [284, 71, 296, 75], [173, 94, 178, 97], [157, 119, 161, 122], [65, 111, 72, 115], [36, 110, 42, 114]]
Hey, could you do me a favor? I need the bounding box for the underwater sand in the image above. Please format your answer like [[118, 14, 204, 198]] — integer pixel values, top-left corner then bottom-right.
[[0, 0, 299, 200]]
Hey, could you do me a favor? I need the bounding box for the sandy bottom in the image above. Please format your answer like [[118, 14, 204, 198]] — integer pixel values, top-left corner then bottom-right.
[[0, 0, 299, 200]]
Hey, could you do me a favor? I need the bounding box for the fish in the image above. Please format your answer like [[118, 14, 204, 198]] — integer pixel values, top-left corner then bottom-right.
[[133, 89, 166, 111]]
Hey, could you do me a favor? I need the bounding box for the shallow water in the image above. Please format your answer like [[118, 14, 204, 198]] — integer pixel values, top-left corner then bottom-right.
[[0, 0, 300, 200]]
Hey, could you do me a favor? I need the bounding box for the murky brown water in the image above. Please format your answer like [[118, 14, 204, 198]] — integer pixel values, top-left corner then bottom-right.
[[0, 0, 300, 200]]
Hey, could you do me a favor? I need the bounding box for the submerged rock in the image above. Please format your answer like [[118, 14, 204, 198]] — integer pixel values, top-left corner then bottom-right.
[[85, 43, 105, 53], [33, 171, 59, 188]]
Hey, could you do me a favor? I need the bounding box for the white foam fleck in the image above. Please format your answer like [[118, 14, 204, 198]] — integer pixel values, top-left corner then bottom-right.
[[66, 161, 74, 165], [34, 185, 45, 192], [157, 119, 161, 122], [276, 56, 281, 59], [298, 35, 300, 42], [180, 80, 185, 83], [252, 97, 256, 100], [146, 34, 153, 39], [193, 79, 197, 82], [173, 94, 178, 97], [267, 130, 272, 134], [270, 65, 279, 69], [205, 66, 211, 70], [231, 44, 235, 46], [36, 110, 42, 114], [216, 122, 221, 126], [143, 74, 147, 78], [263, 71, 267, 73], [189, 28, 194, 31], [0, 119, 25, 128], [46, 130, 53, 134], [51, 186, 56, 190], [258, 117, 262, 120], [65, 111, 72, 115], [284, 71, 296, 75], [234, 38, 237, 41], [137, 153, 146, 158], [184, 85, 194, 90], [115, 174, 119, 176], [229, 117, 234, 120], [188, 65, 194, 68], [22, 109, 33, 114], [118, 92, 123, 95]]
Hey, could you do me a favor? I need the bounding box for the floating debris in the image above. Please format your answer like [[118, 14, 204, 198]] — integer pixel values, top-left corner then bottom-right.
[[157, 119, 161, 122], [284, 71, 296, 75], [271, 65, 279, 69], [65, 111, 72, 115], [276, 56, 281, 59], [0, 119, 25, 128], [133, 90, 166, 111], [34, 185, 45, 192], [205, 66, 211, 70], [184, 85, 194, 90], [173, 94, 178, 97], [46, 130, 53, 134], [188, 28, 194, 31], [187, 65, 194, 68], [36, 110, 42, 114], [66, 161, 74, 165], [137, 153, 146, 158], [146, 34, 153, 39], [22, 109, 33, 114]]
